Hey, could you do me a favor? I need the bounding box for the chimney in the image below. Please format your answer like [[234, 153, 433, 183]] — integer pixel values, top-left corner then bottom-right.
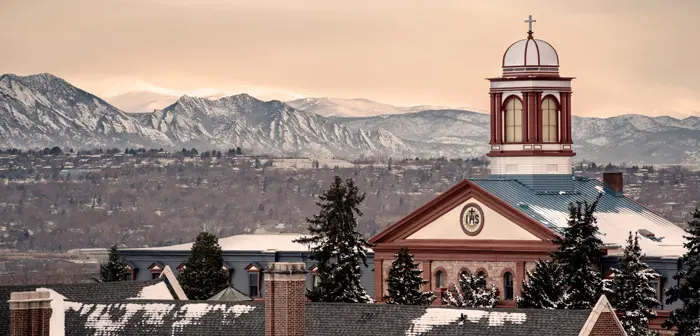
[[265, 262, 308, 336], [602, 172, 624, 197], [8, 291, 52, 336]]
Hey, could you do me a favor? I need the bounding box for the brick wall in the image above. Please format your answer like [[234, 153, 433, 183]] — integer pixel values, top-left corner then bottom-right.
[[264, 262, 307, 336], [9, 291, 52, 336], [590, 312, 625, 336]]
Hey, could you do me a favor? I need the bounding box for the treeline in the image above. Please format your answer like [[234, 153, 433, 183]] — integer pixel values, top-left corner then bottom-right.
[[0, 146, 245, 158]]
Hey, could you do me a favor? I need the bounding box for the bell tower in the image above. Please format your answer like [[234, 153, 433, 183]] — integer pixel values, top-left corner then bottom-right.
[[487, 16, 575, 192]]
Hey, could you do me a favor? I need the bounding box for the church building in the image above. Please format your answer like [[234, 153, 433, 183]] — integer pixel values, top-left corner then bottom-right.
[[369, 17, 687, 322]]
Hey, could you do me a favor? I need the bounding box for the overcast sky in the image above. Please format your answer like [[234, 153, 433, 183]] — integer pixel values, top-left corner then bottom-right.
[[1, 0, 698, 117]]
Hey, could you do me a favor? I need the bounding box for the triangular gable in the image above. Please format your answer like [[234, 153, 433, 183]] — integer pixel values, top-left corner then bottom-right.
[[578, 295, 626, 336], [245, 262, 264, 272], [370, 179, 557, 245]]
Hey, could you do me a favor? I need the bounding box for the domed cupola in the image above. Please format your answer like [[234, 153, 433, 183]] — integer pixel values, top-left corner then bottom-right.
[[501, 16, 560, 77], [487, 16, 576, 192]]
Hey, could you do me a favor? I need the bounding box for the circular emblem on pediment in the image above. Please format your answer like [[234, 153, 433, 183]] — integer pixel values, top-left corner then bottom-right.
[[460, 203, 485, 236]]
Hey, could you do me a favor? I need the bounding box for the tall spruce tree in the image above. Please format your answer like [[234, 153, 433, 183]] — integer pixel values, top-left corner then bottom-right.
[[605, 232, 659, 336], [294, 176, 373, 303], [663, 208, 700, 335], [178, 232, 229, 300], [551, 194, 604, 309], [100, 245, 128, 282], [444, 272, 499, 308], [384, 247, 435, 305], [517, 259, 567, 309]]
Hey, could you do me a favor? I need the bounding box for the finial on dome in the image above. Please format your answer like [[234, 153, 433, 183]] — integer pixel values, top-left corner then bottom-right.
[[524, 15, 536, 39]]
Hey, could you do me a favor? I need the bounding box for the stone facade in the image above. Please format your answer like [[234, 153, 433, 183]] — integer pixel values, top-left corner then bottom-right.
[[430, 261, 516, 301], [380, 260, 519, 303]]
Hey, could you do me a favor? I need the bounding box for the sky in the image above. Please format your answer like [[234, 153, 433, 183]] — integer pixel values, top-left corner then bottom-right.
[[1, 0, 699, 117]]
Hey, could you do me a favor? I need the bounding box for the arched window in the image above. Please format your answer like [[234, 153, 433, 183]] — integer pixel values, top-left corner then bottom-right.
[[459, 269, 469, 281], [504, 98, 523, 143], [542, 97, 558, 142], [435, 270, 445, 288], [503, 272, 514, 300], [476, 271, 487, 289]]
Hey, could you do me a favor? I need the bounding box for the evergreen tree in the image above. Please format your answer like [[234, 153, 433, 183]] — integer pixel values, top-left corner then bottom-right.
[[443, 272, 499, 308], [384, 247, 435, 305], [664, 208, 700, 335], [294, 176, 373, 303], [552, 194, 604, 309], [178, 232, 229, 300], [100, 245, 129, 282], [517, 259, 567, 309], [604, 232, 659, 336]]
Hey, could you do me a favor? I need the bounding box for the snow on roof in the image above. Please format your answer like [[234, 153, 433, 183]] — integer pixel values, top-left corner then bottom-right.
[[130, 234, 311, 252], [407, 308, 527, 335], [65, 301, 257, 334], [128, 281, 173, 300], [471, 179, 687, 258], [528, 204, 686, 257]]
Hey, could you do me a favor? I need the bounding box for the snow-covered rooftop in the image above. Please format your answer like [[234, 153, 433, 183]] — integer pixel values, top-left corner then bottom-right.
[[128, 234, 311, 252]]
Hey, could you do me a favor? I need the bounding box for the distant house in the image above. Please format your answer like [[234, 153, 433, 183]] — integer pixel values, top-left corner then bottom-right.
[[118, 234, 376, 300]]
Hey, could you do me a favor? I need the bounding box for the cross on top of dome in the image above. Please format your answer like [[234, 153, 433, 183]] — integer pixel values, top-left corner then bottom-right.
[[525, 15, 536, 39]]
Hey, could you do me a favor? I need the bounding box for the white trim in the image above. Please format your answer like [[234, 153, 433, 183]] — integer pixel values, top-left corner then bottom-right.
[[491, 80, 571, 89], [160, 265, 188, 300]]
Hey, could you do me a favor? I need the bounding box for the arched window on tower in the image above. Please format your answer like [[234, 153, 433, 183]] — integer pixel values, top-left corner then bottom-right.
[[503, 272, 514, 300], [542, 97, 558, 142], [504, 98, 523, 142]]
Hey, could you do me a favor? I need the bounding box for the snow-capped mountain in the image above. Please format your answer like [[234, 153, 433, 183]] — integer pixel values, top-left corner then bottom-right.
[[2, 73, 700, 164], [0, 73, 172, 149], [337, 111, 700, 164], [286, 97, 479, 118], [104, 91, 180, 113], [135, 94, 409, 158]]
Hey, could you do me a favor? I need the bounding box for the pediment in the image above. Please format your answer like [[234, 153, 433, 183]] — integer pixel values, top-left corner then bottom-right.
[[406, 198, 540, 240], [370, 180, 556, 245]]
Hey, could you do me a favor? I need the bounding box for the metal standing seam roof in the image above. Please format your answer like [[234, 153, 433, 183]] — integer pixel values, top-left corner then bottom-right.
[[470, 177, 687, 258]]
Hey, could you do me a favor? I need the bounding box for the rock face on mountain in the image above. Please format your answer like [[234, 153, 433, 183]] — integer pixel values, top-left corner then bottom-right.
[[136, 94, 409, 158], [0, 74, 408, 158], [0, 73, 172, 149], [286, 97, 475, 118], [2, 73, 700, 164], [336, 110, 700, 164]]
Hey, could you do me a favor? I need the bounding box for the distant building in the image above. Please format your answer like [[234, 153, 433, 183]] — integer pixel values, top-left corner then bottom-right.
[[119, 234, 376, 300], [4, 262, 627, 335]]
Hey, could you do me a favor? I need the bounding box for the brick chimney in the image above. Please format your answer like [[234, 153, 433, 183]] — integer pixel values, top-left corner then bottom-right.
[[8, 291, 52, 336], [602, 172, 624, 196], [264, 262, 308, 336]]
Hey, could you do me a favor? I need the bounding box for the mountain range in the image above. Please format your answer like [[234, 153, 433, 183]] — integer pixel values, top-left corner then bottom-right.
[[1, 73, 700, 164]]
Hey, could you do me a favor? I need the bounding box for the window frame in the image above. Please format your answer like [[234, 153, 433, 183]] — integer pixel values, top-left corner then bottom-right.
[[248, 271, 260, 298], [435, 269, 446, 289], [541, 96, 559, 143], [503, 272, 514, 301], [503, 97, 523, 143]]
